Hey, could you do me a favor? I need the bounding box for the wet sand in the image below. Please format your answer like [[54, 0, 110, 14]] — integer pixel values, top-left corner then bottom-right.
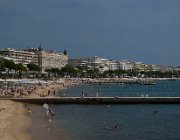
[[0, 100, 31, 140]]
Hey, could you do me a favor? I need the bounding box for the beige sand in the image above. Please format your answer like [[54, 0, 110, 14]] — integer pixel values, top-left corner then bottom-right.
[[0, 100, 31, 140], [31, 80, 76, 97], [0, 80, 80, 140]]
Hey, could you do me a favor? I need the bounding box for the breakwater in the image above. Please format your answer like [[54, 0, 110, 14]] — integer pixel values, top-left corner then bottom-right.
[[2, 97, 180, 104], [83, 78, 157, 85]]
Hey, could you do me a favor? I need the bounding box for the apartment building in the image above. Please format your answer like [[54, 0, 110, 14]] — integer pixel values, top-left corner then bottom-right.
[[118, 61, 133, 71], [109, 61, 119, 71], [133, 62, 146, 71], [0, 48, 38, 66]]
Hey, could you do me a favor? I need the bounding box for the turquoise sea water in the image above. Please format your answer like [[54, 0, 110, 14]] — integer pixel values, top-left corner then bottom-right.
[[29, 80, 180, 140]]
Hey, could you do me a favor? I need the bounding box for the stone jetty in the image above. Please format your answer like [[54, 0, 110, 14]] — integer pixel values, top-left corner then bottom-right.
[[1, 97, 180, 104]]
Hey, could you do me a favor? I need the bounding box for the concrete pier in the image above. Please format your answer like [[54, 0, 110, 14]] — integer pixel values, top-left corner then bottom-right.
[[1, 97, 180, 104]]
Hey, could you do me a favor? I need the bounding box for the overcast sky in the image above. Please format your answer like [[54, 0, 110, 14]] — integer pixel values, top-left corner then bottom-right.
[[0, 0, 180, 66]]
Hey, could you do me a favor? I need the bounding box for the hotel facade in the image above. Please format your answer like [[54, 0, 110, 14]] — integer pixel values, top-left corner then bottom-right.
[[0, 48, 68, 71], [35, 50, 68, 71]]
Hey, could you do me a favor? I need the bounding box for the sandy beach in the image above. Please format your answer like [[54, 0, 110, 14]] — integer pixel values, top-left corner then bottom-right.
[[0, 100, 31, 140], [31, 80, 79, 97], [0, 79, 79, 140]]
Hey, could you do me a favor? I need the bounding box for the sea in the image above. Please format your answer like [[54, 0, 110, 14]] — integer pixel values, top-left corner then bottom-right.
[[28, 80, 180, 140]]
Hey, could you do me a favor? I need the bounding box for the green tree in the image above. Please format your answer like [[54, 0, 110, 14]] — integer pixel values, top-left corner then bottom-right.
[[45, 69, 52, 78], [27, 63, 41, 71], [0, 57, 5, 77], [27, 63, 41, 78], [4, 59, 16, 70], [61, 65, 78, 77], [16, 63, 27, 78], [4, 59, 16, 77], [51, 68, 61, 78]]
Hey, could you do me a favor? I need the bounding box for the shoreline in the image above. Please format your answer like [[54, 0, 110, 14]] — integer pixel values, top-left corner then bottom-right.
[[0, 78, 179, 140], [0, 79, 79, 140], [0, 77, 179, 98], [0, 100, 31, 140], [81, 77, 180, 84], [31, 79, 79, 97]]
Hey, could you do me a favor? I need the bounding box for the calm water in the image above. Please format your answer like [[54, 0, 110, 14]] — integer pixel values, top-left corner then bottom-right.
[[63, 80, 180, 97], [30, 80, 180, 140]]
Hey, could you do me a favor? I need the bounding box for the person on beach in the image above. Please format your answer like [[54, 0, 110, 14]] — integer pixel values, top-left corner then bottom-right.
[[81, 91, 84, 98], [27, 108, 32, 114], [53, 90, 56, 95], [0, 108, 5, 112], [43, 103, 55, 118], [85, 93, 87, 97], [48, 90, 50, 96], [48, 108, 55, 118]]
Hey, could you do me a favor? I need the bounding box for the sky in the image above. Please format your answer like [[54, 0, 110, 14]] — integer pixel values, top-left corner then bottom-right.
[[0, 0, 180, 66]]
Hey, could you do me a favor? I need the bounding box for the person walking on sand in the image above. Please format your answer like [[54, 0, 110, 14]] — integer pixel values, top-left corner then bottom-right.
[[48, 90, 50, 96], [53, 90, 56, 95]]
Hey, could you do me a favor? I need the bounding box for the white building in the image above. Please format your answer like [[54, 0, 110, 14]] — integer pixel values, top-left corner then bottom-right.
[[35, 50, 68, 71], [87, 56, 112, 73], [118, 61, 133, 71], [0, 48, 38, 66], [133, 62, 145, 71], [109, 61, 118, 71], [0, 47, 68, 71]]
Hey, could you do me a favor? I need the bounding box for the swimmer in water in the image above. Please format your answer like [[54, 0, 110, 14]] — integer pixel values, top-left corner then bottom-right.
[[114, 125, 118, 129], [154, 110, 158, 114], [104, 125, 119, 130]]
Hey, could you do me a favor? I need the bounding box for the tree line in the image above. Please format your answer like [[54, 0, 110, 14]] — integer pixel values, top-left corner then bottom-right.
[[0, 58, 40, 78], [0, 57, 180, 79]]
